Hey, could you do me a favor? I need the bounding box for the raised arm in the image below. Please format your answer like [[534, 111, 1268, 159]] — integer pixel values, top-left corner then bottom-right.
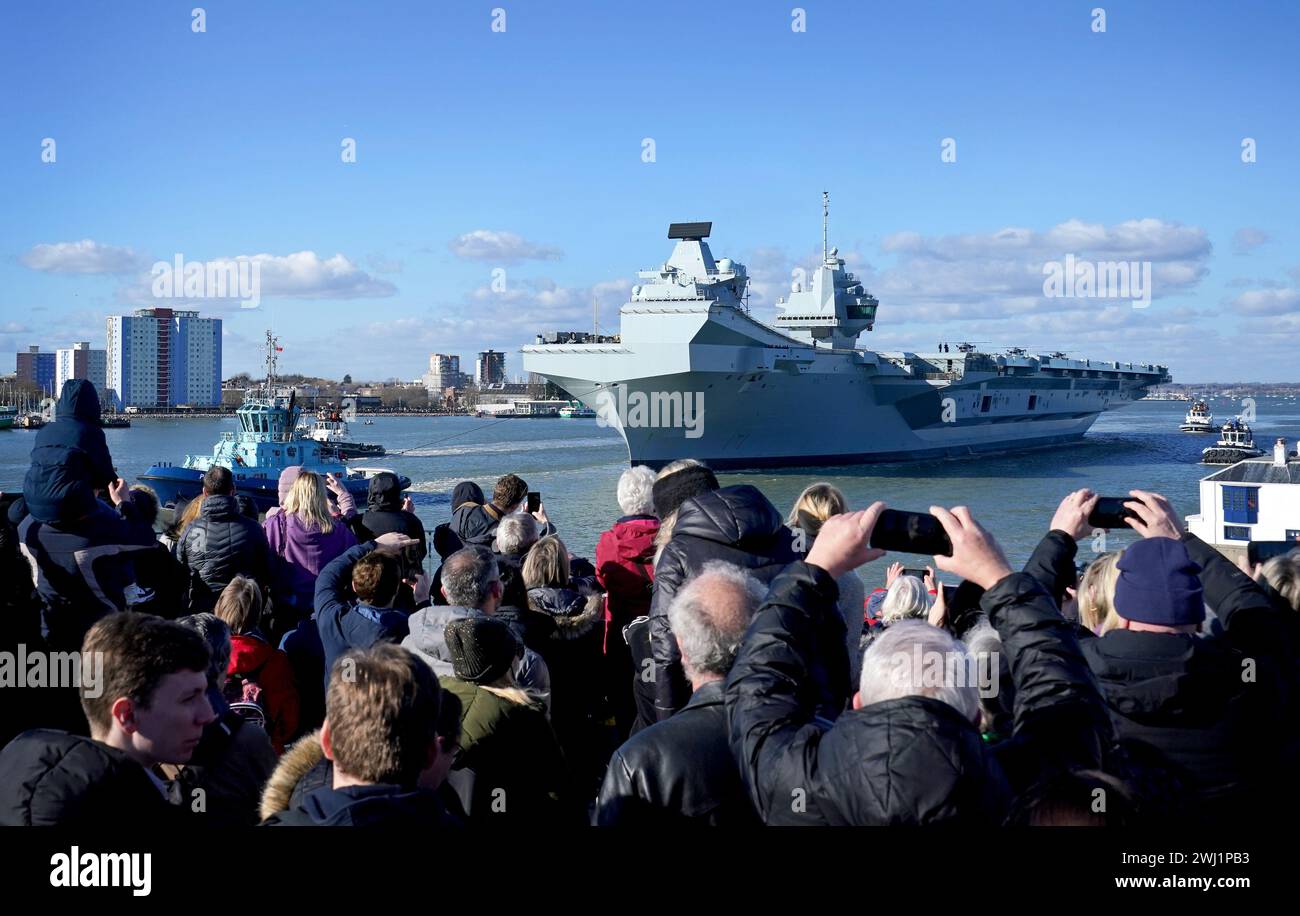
[[932, 505, 1112, 773], [725, 505, 885, 824], [1020, 489, 1096, 607]]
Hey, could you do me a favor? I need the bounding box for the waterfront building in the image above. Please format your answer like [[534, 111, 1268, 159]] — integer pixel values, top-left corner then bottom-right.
[[15, 345, 56, 395], [476, 349, 506, 387], [55, 342, 108, 402], [1187, 437, 1300, 561], [106, 307, 222, 409]]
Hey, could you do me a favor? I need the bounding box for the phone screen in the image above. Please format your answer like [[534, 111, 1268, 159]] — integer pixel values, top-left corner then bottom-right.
[[868, 509, 954, 556], [1086, 497, 1137, 530], [527, 491, 541, 514], [1248, 540, 1299, 566]]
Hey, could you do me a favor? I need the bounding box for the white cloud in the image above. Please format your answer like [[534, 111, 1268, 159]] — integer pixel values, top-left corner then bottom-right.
[[20, 240, 147, 274], [119, 251, 397, 306], [447, 230, 563, 263], [1232, 227, 1269, 254], [1231, 287, 1300, 316], [868, 218, 1211, 323]]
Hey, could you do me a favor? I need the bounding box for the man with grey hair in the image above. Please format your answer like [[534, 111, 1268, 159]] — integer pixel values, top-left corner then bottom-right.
[[725, 502, 1113, 826], [403, 545, 550, 711], [495, 512, 539, 557], [494, 512, 539, 609], [593, 561, 762, 826]]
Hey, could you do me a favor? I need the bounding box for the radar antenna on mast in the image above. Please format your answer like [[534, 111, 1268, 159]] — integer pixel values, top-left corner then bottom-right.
[[822, 191, 829, 262]]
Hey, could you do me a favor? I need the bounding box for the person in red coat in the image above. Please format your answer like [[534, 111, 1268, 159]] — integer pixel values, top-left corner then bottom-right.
[[213, 576, 301, 753], [595, 466, 660, 740]]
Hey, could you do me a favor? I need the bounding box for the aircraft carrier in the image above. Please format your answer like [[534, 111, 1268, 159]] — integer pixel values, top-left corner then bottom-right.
[[521, 207, 1171, 469]]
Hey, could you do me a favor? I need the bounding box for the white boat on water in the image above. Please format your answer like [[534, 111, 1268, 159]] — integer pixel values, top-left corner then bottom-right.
[[1180, 400, 1214, 433], [558, 403, 596, 419]]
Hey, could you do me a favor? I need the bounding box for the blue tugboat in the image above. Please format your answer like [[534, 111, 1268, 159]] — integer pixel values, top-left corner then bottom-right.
[[140, 331, 409, 513]]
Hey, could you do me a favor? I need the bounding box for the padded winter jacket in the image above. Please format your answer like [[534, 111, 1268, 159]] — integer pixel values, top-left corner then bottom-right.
[[21, 380, 115, 525], [650, 485, 798, 720], [178, 494, 270, 613], [0, 729, 177, 826], [725, 562, 1110, 825]]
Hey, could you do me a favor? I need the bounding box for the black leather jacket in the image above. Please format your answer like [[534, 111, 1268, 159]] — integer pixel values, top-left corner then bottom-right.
[[593, 680, 759, 827]]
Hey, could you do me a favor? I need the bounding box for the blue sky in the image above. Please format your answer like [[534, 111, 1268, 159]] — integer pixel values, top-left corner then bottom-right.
[[2, 0, 1298, 382]]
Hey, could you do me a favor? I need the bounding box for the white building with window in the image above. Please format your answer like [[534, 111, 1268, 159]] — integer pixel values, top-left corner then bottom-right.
[[1186, 438, 1300, 559], [106, 308, 221, 409]]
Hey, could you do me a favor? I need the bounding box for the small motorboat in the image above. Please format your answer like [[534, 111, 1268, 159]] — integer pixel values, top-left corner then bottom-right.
[[1180, 399, 1214, 433], [1201, 417, 1264, 464]]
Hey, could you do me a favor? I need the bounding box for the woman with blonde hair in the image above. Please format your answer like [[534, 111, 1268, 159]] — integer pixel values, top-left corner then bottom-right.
[[1078, 550, 1123, 634], [263, 469, 356, 628], [524, 534, 606, 786], [787, 483, 868, 683]]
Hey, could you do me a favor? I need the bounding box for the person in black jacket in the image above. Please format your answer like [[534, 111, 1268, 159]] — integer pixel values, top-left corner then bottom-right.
[[650, 483, 799, 721], [177, 466, 270, 613], [725, 502, 1114, 825], [451, 473, 555, 549], [351, 471, 427, 572], [1077, 489, 1293, 825], [0, 612, 215, 826], [263, 643, 461, 827], [594, 561, 763, 826]]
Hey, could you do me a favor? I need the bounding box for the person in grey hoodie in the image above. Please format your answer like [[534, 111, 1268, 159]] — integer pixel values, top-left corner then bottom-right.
[[403, 546, 551, 714]]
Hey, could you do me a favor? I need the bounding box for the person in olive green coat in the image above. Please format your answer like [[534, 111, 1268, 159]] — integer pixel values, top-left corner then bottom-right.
[[439, 617, 576, 823]]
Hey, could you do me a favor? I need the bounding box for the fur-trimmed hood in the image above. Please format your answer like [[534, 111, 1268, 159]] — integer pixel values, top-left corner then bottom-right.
[[259, 730, 324, 822], [526, 585, 604, 641]]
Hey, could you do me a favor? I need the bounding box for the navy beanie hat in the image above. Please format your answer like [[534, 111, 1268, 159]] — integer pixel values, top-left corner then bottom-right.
[[1113, 537, 1205, 627]]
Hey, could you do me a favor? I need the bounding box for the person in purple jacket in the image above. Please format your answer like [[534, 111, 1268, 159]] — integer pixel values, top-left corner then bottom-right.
[[264, 471, 357, 628]]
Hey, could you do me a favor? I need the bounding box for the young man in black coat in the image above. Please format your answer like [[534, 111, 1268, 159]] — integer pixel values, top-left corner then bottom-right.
[[0, 613, 216, 826], [725, 501, 1113, 826]]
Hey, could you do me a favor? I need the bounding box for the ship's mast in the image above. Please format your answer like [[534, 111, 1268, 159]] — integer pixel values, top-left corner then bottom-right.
[[264, 330, 279, 394], [822, 190, 829, 262]]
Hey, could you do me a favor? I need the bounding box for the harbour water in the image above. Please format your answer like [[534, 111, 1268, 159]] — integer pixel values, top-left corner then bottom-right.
[[3, 396, 1297, 589]]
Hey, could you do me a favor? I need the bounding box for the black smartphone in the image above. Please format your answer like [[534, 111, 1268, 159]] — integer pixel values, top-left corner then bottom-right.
[[869, 509, 953, 556], [1087, 497, 1138, 530], [1248, 540, 1299, 566], [901, 567, 929, 580], [527, 491, 541, 514]]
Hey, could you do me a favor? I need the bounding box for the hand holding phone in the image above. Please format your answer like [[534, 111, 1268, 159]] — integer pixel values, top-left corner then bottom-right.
[[929, 506, 1012, 590], [527, 491, 541, 514]]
